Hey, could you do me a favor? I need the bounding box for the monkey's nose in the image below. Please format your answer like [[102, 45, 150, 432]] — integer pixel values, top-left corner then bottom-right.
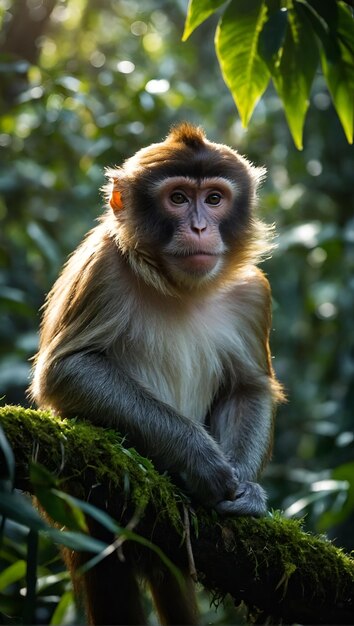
[[191, 226, 207, 236], [191, 217, 207, 235]]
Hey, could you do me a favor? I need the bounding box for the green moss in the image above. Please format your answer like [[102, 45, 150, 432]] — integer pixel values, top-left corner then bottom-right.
[[1, 404, 354, 622], [218, 511, 354, 606], [0, 404, 184, 531]]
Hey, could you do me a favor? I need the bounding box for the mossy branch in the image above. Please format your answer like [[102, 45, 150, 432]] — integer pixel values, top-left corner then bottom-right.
[[1, 405, 354, 624]]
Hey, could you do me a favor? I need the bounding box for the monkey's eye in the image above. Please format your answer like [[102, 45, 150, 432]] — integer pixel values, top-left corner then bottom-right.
[[170, 192, 188, 205], [205, 192, 222, 206]]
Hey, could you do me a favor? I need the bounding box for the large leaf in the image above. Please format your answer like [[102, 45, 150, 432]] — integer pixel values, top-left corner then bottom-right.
[[270, 5, 319, 149], [46, 528, 108, 553], [216, 0, 270, 127], [37, 487, 88, 533], [0, 425, 15, 490], [0, 491, 48, 532], [0, 561, 27, 592], [50, 590, 75, 626], [23, 530, 38, 626], [0, 490, 108, 553], [182, 0, 228, 41], [318, 462, 354, 532], [31, 461, 121, 534], [258, 6, 288, 70], [316, 2, 354, 143], [298, 1, 340, 62], [31, 463, 87, 533], [305, 0, 339, 29], [79, 525, 184, 588], [59, 492, 122, 534]]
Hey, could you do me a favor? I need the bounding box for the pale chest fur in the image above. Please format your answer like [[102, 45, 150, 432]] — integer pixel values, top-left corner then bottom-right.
[[111, 289, 246, 423]]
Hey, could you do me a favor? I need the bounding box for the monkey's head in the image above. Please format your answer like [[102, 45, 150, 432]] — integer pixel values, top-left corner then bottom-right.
[[105, 123, 272, 294]]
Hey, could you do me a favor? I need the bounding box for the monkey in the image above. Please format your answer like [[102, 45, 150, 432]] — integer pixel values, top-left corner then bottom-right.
[[29, 123, 284, 625]]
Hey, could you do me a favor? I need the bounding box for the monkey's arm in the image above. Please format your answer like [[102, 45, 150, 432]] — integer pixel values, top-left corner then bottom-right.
[[208, 381, 275, 515], [208, 272, 282, 515], [35, 350, 237, 508]]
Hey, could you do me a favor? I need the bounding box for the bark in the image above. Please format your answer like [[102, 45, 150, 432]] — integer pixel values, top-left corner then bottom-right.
[[0, 0, 57, 105], [0, 404, 354, 625], [0, 0, 57, 65]]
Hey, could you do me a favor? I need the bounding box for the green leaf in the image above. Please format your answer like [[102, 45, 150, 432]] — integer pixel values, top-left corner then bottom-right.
[[300, 1, 353, 143], [318, 3, 354, 143], [0, 491, 48, 532], [0, 561, 27, 591], [30, 462, 58, 489], [35, 487, 88, 533], [27, 222, 60, 268], [270, 6, 319, 149], [258, 8, 288, 70], [31, 462, 121, 534], [50, 590, 75, 625], [31, 463, 87, 532], [298, 1, 341, 62], [36, 571, 70, 593], [46, 528, 108, 553], [182, 0, 228, 41], [215, 0, 270, 127], [317, 462, 354, 532], [0, 490, 104, 552], [0, 426, 15, 488], [23, 530, 38, 626], [304, 0, 339, 29], [58, 492, 121, 534], [79, 526, 184, 589]]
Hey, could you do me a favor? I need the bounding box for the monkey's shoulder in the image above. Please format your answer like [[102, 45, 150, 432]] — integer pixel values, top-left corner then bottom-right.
[[226, 266, 271, 308]]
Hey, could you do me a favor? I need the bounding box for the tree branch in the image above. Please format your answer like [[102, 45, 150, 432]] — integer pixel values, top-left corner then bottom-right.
[[1, 405, 353, 624]]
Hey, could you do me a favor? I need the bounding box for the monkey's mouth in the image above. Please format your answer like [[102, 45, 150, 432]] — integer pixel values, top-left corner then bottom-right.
[[169, 252, 221, 274]]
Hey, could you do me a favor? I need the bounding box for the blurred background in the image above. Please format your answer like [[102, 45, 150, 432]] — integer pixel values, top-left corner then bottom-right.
[[0, 0, 353, 622]]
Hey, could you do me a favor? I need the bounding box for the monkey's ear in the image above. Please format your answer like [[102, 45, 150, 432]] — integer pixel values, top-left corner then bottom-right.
[[109, 178, 124, 212]]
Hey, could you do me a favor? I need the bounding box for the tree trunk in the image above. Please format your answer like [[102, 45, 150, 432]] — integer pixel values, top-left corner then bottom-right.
[[0, 0, 57, 105], [0, 0, 57, 64]]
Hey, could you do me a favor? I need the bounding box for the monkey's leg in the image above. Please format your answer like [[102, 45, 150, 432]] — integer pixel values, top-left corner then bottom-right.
[[66, 535, 146, 625], [83, 553, 145, 625], [149, 567, 199, 626]]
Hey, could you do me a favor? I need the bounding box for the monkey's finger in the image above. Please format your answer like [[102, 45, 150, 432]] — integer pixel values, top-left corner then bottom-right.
[[216, 482, 267, 517], [224, 485, 238, 501], [215, 498, 266, 517], [234, 485, 247, 499]]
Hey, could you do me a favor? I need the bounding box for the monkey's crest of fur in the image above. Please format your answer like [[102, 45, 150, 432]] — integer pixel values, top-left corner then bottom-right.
[[168, 122, 206, 149]]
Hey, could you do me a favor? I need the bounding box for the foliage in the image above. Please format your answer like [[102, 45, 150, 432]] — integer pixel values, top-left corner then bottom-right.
[[0, 0, 353, 623], [183, 0, 354, 148], [1, 405, 354, 625], [0, 406, 185, 623]]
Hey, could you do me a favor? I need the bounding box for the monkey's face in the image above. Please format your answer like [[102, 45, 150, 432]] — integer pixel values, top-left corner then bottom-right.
[[106, 124, 268, 292], [151, 176, 235, 285]]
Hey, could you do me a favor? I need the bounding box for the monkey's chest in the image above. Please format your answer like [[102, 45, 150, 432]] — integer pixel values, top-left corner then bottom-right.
[[115, 310, 232, 422]]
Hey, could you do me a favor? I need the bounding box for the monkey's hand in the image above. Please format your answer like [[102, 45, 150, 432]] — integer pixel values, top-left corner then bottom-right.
[[183, 454, 238, 509], [215, 481, 267, 517]]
